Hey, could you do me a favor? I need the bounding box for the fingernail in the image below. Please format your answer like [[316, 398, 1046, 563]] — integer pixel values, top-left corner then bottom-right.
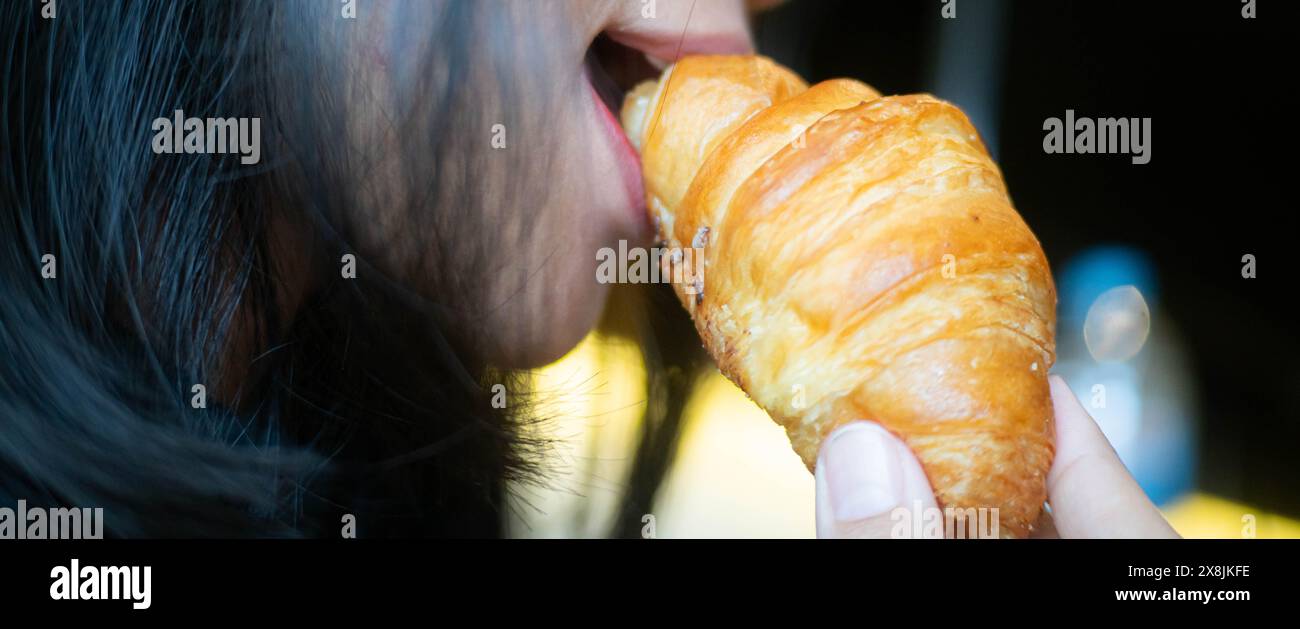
[[823, 423, 904, 522]]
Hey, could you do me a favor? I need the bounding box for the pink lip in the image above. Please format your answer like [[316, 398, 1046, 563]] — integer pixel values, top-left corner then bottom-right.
[[587, 78, 652, 239], [603, 31, 754, 63]]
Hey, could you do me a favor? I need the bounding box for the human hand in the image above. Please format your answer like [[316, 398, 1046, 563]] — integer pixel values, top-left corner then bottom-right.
[[814, 375, 1181, 538]]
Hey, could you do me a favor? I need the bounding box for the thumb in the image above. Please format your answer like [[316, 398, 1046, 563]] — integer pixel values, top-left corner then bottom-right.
[[815, 421, 939, 538]]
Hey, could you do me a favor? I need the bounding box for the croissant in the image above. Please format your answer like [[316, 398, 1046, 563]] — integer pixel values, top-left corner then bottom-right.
[[620, 55, 1057, 538]]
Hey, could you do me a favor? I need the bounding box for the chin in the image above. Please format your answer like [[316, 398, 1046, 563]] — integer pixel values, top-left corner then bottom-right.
[[485, 281, 610, 369]]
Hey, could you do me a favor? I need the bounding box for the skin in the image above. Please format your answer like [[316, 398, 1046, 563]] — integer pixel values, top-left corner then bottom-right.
[[245, 0, 754, 376], [816, 376, 1181, 538], [432, 0, 757, 368], [221, 0, 756, 394]]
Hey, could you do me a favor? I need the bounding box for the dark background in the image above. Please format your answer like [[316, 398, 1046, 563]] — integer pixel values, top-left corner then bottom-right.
[[752, 0, 1298, 517]]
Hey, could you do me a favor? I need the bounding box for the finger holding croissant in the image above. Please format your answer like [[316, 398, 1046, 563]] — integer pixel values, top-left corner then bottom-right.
[[816, 378, 1179, 539], [621, 55, 1058, 538]]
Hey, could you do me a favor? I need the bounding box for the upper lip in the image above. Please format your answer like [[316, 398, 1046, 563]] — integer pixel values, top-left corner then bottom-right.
[[600, 10, 755, 64], [587, 16, 755, 114], [602, 28, 754, 67]]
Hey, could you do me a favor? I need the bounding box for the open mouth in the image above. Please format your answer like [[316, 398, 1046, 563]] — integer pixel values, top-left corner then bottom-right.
[[584, 33, 668, 120], [579, 22, 752, 236]]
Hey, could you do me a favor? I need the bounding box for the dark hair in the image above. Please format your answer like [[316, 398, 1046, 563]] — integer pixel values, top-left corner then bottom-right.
[[0, 0, 698, 537]]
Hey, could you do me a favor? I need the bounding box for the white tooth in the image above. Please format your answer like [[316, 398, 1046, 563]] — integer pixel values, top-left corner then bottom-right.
[[644, 52, 671, 71]]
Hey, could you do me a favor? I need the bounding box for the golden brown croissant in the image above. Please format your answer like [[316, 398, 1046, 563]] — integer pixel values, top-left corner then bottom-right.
[[621, 55, 1057, 538]]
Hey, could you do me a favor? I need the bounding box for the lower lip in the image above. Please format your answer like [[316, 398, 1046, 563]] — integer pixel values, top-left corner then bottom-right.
[[587, 79, 652, 238]]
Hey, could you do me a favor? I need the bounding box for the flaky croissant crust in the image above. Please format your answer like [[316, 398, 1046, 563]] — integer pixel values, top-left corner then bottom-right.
[[622, 55, 1057, 538]]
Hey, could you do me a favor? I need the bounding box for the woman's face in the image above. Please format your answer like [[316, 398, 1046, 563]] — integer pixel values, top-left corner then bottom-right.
[[352, 1, 753, 368]]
